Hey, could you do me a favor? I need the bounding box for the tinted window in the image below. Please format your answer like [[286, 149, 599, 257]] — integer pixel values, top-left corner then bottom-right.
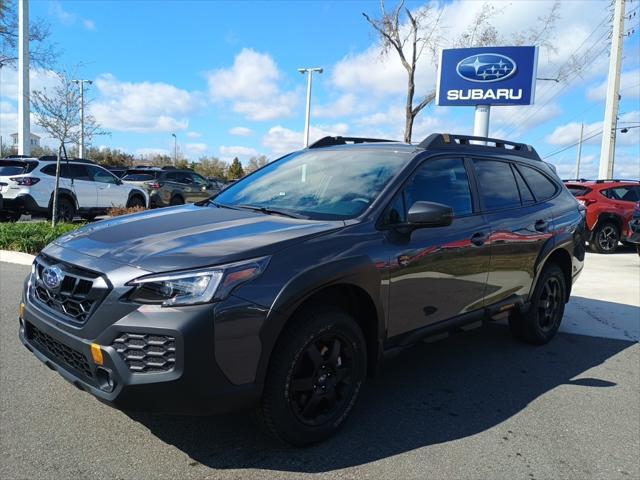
[[566, 185, 591, 197], [41, 163, 72, 178], [69, 164, 90, 181], [519, 165, 557, 201], [123, 173, 155, 181], [191, 173, 207, 186], [126, 169, 161, 179], [603, 186, 639, 202], [474, 159, 521, 210], [405, 158, 473, 216], [513, 166, 535, 205], [87, 165, 118, 184], [0, 165, 27, 175]]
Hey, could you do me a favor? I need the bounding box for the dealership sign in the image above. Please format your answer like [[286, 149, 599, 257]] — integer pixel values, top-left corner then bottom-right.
[[436, 46, 538, 106]]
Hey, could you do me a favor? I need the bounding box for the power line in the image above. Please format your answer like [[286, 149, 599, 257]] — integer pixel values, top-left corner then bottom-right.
[[542, 125, 639, 159]]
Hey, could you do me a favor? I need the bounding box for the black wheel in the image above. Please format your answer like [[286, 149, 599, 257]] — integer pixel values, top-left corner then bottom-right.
[[170, 195, 184, 206], [509, 263, 566, 345], [591, 221, 619, 254], [54, 198, 76, 223], [0, 211, 21, 222], [126, 195, 146, 208], [258, 306, 367, 446]]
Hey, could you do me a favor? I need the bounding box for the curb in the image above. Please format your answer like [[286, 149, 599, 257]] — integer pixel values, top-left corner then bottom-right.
[[0, 250, 36, 266]]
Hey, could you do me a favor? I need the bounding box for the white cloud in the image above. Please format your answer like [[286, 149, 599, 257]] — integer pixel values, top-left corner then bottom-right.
[[185, 143, 208, 155], [587, 69, 640, 102], [546, 111, 640, 147], [186, 131, 201, 138], [91, 74, 203, 133], [207, 49, 299, 121], [314, 94, 367, 119], [219, 145, 260, 160], [49, 2, 96, 31], [0, 67, 61, 100], [83, 19, 96, 31], [262, 123, 350, 155], [229, 126, 253, 136]]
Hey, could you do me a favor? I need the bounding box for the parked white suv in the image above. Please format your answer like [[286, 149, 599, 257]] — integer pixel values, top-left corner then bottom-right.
[[0, 157, 148, 222]]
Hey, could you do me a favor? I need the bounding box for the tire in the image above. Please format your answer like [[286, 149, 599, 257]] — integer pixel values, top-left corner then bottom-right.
[[591, 221, 619, 254], [169, 195, 184, 206], [54, 197, 76, 223], [509, 263, 566, 345], [258, 306, 367, 446], [126, 195, 145, 208]]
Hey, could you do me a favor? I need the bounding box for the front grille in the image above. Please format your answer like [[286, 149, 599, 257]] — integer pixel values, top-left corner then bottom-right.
[[31, 255, 109, 324], [112, 332, 176, 373], [27, 323, 93, 379]]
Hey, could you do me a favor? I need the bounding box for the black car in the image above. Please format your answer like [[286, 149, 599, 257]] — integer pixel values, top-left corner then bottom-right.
[[18, 134, 586, 446]]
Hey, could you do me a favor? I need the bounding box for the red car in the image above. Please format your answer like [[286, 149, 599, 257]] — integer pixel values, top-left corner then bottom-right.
[[563, 179, 640, 253]]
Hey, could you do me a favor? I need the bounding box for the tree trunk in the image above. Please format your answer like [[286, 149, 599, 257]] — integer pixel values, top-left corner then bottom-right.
[[405, 68, 416, 143]]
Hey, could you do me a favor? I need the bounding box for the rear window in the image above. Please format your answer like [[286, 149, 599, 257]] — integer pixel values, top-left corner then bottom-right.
[[123, 173, 155, 181], [566, 185, 591, 197], [0, 161, 35, 176], [125, 169, 160, 179]]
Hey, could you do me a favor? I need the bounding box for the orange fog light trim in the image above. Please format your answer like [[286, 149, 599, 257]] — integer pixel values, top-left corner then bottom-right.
[[91, 343, 104, 365], [19, 302, 25, 318]]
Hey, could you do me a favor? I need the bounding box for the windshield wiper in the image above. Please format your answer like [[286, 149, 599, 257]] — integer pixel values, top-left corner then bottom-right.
[[236, 204, 305, 219]]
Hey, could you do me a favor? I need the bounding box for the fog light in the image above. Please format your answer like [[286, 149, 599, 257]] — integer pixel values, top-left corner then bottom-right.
[[18, 302, 25, 319], [91, 343, 104, 366]]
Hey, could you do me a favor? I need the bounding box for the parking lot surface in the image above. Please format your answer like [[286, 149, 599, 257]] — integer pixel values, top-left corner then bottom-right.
[[1, 251, 638, 480]]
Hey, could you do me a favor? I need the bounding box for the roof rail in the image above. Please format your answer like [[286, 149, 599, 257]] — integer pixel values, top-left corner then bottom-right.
[[418, 133, 540, 160], [308, 136, 397, 149], [2, 154, 34, 159], [562, 178, 591, 182], [594, 178, 640, 183]]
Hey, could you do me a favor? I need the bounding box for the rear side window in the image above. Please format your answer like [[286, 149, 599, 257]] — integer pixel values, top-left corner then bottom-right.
[[41, 163, 72, 178], [513, 167, 535, 205], [473, 159, 521, 211], [602, 186, 639, 202], [518, 165, 558, 201], [69, 164, 90, 181]]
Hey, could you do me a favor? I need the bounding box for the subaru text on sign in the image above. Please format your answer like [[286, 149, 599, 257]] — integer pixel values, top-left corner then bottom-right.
[[436, 46, 539, 106]]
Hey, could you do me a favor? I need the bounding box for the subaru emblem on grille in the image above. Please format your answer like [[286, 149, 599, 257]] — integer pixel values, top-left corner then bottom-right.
[[42, 265, 65, 291]]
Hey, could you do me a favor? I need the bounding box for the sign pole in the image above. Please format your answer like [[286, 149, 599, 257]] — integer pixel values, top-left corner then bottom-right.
[[473, 105, 491, 139]]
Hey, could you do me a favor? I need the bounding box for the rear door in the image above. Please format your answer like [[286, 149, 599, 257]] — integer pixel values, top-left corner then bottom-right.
[[386, 157, 491, 336], [472, 159, 556, 306], [68, 164, 98, 208]]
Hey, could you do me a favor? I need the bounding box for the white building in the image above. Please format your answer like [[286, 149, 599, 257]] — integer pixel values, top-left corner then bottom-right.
[[11, 132, 40, 148]]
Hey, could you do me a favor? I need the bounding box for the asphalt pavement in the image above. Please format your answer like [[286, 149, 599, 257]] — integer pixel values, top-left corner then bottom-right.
[[0, 251, 638, 480]]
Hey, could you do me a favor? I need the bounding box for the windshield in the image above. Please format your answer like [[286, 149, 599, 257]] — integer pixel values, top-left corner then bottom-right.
[[214, 148, 413, 220]]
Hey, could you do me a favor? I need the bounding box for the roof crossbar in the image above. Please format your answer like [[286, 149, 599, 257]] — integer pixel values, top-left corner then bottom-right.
[[418, 133, 541, 161], [308, 136, 397, 149]]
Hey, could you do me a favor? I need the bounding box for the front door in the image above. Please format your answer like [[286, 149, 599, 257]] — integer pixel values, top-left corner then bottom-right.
[[386, 157, 491, 337], [87, 165, 125, 208]]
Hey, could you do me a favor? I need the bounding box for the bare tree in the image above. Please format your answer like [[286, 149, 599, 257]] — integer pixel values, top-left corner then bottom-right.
[[363, 1, 562, 142], [0, 0, 58, 68], [30, 70, 107, 224], [245, 155, 268, 174], [363, 0, 443, 143], [31, 70, 106, 149]]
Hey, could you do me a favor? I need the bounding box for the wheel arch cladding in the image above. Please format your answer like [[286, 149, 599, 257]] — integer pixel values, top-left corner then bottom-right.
[[258, 256, 385, 384], [48, 189, 78, 210], [542, 248, 572, 302]]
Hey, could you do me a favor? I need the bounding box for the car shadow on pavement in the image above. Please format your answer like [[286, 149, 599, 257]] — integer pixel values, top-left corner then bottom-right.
[[128, 323, 636, 473]]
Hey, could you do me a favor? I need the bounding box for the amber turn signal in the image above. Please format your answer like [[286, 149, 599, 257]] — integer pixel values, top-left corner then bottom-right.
[[91, 343, 104, 365], [18, 302, 25, 319]]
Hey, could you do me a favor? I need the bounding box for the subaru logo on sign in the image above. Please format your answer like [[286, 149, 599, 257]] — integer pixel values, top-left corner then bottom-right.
[[456, 54, 517, 83], [42, 265, 64, 291]]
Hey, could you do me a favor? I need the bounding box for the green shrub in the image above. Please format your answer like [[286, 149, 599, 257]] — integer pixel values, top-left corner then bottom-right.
[[0, 221, 85, 255]]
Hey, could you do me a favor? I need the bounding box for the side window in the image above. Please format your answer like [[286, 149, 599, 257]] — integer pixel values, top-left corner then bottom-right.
[[473, 159, 521, 211], [406, 158, 473, 216], [87, 165, 118, 184], [191, 173, 206, 186], [608, 186, 639, 202], [41, 164, 71, 178], [164, 172, 177, 182], [69, 164, 90, 181], [513, 166, 535, 205], [40, 164, 56, 176], [518, 165, 558, 201]]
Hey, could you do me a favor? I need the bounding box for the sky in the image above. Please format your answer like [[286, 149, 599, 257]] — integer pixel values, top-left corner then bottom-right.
[[0, 0, 639, 179]]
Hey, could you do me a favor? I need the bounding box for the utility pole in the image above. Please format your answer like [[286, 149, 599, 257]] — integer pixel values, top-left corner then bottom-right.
[[298, 67, 323, 147], [18, 0, 30, 156], [72, 79, 93, 158], [599, 0, 626, 179], [171, 133, 177, 163], [575, 123, 584, 179]]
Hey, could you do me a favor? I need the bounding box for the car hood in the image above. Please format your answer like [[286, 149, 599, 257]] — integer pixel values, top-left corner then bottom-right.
[[49, 204, 343, 272]]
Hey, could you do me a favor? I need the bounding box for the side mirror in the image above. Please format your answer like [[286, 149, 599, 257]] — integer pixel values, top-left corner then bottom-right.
[[406, 201, 453, 228]]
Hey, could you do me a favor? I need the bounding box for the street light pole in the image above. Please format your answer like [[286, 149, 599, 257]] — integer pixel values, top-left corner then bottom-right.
[[18, 0, 30, 156], [171, 133, 177, 163], [298, 67, 323, 148], [72, 79, 93, 158]]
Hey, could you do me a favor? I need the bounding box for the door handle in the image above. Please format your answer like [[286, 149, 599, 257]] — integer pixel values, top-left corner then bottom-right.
[[470, 232, 488, 246], [535, 219, 548, 232]]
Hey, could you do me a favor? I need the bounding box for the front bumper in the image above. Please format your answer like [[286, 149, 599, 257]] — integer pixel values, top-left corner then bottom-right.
[[19, 276, 262, 415]]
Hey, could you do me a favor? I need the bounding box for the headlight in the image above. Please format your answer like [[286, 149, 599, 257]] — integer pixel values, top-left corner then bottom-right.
[[126, 256, 269, 307]]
